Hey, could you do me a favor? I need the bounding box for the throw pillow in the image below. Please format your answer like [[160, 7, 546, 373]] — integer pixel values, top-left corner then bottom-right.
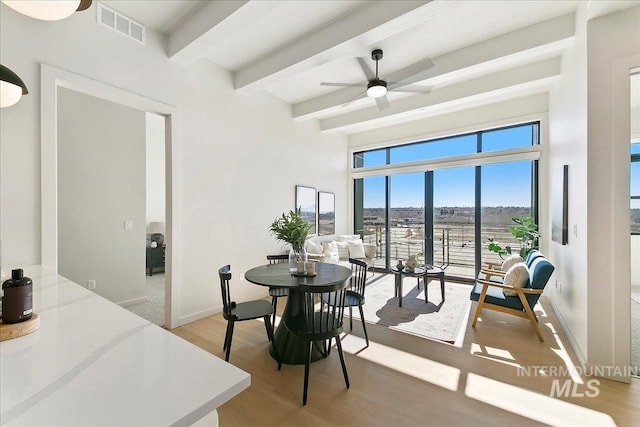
[[322, 241, 338, 256], [335, 241, 350, 260], [501, 254, 524, 271], [503, 262, 529, 296], [348, 241, 366, 259], [306, 239, 323, 255]]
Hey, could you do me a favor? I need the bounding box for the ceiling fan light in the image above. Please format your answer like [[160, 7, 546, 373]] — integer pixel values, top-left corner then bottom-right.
[[0, 64, 28, 108], [1, 0, 82, 21], [367, 80, 387, 98]]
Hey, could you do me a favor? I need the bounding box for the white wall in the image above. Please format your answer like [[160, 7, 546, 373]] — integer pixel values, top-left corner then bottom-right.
[[58, 87, 146, 305], [547, 2, 589, 360], [585, 6, 640, 375], [548, 5, 640, 378], [0, 5, 348, 325], [146, 112, 165, 226]]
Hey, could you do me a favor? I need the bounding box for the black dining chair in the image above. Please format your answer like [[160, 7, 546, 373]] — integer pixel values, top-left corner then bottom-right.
[[278, 280, 350, 405], [267, 254, 289, 327], [346, 258, 369, 346], [325, 258, 369, 347], [218, 265, 276, 362]]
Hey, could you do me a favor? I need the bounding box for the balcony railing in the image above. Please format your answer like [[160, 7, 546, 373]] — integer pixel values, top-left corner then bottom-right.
[[361, 224, 521, 278]]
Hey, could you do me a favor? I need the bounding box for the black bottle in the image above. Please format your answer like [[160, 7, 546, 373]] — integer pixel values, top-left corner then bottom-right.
[[2, 269, 33, 324]]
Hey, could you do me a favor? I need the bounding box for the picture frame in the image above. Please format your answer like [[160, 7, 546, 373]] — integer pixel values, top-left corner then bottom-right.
[[551, 164, 568, 245], [295, 185, 316, 235], [318, 191, 335, 235]]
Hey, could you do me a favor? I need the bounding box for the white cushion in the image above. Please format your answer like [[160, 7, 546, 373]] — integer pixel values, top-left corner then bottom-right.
[[348, 241, 366, 259], [501, 254, 524, 271], [322, 241, 338, 256], [305, 239, 323, 255], [503, 262, 529, 296], [335, 241, 350, 260]]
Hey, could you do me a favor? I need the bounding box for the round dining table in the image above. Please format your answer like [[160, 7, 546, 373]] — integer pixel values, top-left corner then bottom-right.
[[245, 262, 351, 365]]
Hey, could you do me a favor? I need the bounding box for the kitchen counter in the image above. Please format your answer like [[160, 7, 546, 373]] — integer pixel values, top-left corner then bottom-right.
[[0, 266, 250, 426]]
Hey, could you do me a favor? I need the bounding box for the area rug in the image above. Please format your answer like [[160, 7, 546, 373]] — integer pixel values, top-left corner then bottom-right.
[[353, 273, 472, 344]]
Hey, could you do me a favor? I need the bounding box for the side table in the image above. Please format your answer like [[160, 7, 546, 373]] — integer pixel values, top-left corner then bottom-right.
[[390, 265, 445, 307], [418, 265, 445, 304]]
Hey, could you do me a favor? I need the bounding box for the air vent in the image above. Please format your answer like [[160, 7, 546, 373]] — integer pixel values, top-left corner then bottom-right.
[[97, 3, 145, 45]]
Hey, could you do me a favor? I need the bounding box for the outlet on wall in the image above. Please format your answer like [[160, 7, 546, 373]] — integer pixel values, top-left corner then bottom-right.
[[87, 279, 97, 290]]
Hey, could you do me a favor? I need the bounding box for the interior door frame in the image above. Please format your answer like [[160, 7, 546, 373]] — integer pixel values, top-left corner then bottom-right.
[[40, 63, 181, 328]]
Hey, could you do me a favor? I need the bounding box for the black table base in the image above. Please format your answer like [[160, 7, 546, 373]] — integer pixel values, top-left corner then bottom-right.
[[270, 288, 324, 364]]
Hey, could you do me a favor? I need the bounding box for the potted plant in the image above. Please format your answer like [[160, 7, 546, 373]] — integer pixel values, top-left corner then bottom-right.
[[269, 208, 312, 272], [487, 216, 541, 259]]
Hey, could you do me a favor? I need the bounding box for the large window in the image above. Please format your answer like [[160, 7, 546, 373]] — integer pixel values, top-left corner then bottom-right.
[[353, 122, 539, 279]]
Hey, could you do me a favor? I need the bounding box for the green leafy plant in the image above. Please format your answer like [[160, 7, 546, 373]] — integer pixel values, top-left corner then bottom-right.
[[487, 216, 541, 259], [269, 208, 311, 251]]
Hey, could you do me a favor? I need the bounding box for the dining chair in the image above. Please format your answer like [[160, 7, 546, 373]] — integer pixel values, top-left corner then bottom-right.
[[278, 280, 350, 405], [218, 265, 276, 362], [267, 254, 289, 327], [344, 258, 369, 346]]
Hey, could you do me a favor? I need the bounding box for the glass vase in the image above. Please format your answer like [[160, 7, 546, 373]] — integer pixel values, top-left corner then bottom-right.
[[289, 245, 307, 274]]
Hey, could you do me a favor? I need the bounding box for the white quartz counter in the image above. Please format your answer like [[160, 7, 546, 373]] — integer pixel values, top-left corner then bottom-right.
[[0, 267, 250, 426]]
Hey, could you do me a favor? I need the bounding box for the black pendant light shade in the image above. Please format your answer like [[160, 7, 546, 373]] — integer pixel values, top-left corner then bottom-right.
[[0, 64, 28, 108], [77, 0, 92, 12]]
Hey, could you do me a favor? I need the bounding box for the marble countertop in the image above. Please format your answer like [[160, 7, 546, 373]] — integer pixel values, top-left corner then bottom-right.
[[0, 267, 250, 426]]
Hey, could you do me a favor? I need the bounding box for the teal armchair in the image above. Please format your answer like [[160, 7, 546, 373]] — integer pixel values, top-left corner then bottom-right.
[[470, 255, 555, 341]]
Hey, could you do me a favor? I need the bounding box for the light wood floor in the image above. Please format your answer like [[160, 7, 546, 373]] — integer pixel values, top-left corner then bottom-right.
[[171, 281, 640, 427]]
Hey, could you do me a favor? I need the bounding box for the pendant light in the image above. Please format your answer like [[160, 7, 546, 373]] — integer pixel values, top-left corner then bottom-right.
[[1, 0, 91, 21], [0, 64, 28, 108]]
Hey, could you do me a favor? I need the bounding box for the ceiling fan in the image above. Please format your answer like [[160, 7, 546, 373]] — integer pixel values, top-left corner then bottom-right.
[[321, 49, 434, 110]]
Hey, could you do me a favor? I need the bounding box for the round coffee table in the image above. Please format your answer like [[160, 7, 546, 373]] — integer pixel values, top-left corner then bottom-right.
[[390, 265, 445, 307]]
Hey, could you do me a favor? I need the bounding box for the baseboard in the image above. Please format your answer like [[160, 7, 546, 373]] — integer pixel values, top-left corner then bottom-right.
[[547, 296, 587, 368], [118, 296, 147, 307], [176, 306, 220, 327]]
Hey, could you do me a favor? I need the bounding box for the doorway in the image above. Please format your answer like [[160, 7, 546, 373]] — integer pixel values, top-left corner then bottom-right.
[[41, 64, 180, 328]]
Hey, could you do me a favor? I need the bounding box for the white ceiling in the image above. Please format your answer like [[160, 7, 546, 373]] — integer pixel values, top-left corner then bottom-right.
[[99, 0, 637, 136]]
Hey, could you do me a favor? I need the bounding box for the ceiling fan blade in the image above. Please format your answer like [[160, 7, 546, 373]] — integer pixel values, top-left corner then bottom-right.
[[341, 89, 368, 108], [385, 57, 435, 87], [321, 82, 367, 87], [356, 57, 376, 80], [388, 84, 432, 93], [375, 96, 389, 110]]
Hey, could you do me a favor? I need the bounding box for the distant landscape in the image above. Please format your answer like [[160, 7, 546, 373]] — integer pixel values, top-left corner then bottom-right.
[[363, 206, 532, 227], [359, 206, 640, 277]]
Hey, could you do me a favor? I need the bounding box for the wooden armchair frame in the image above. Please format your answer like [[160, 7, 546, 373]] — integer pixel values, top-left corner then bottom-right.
[[471, 278, 545, 342]]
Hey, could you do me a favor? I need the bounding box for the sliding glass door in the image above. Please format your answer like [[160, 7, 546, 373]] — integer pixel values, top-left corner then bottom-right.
[[432, 167, 476, 276], [389, 173, 425, 269]]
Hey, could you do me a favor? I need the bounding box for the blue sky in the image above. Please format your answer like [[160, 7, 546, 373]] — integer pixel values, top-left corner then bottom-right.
[[362, 125, 534, 208]]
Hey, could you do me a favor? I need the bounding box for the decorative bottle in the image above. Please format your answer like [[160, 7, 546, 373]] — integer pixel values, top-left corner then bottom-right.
[[2, 268, 33, 324]]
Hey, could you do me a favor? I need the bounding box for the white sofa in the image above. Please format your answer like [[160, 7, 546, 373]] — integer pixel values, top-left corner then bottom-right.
[[304, 234, 376, 270]]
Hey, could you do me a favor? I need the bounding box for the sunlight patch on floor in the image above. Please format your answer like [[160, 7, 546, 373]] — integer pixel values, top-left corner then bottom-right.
[[465, 373, 615, 426], [339, 333, 460, 391], [546, 322, 584, 384], [469, 343, 521, 368]]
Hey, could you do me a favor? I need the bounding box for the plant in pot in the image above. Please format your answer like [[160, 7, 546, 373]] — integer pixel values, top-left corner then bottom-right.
[[487, 216, 541, 259], [269, 208, 312, 273]]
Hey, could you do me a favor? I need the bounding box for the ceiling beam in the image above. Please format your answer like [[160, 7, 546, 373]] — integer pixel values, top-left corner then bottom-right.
[[319, 57, 561, 134], [233, 0, 437, 95], [168, 1, 279, 66], [293, 13, 575, 120]]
